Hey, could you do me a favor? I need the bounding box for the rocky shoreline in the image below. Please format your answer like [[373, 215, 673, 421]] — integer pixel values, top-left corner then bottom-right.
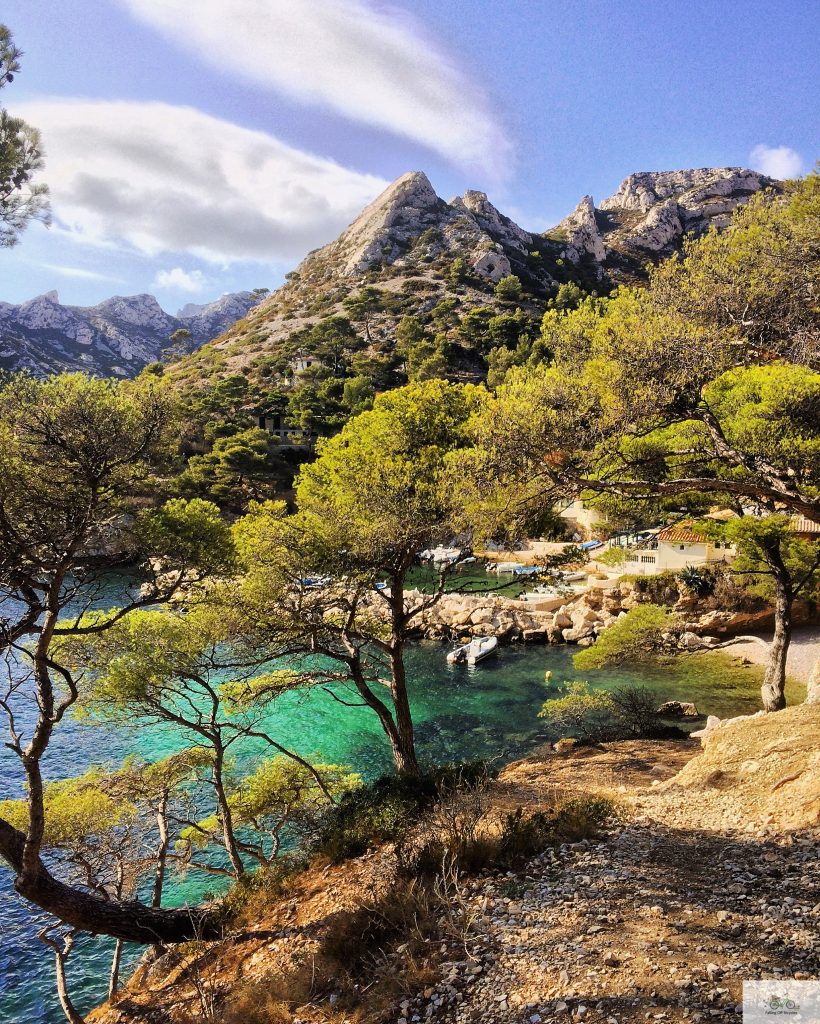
[[402, 579, 779, 648]]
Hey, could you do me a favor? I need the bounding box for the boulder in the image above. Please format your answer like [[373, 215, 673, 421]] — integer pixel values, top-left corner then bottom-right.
[[553, 738, 578, 755], [678, 631, 706, 651], [656, 700, 700, 719], [522, 628, 547, 644]]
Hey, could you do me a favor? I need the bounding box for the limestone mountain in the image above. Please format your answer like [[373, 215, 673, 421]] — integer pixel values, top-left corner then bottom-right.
[[0, 289, 260, 377], [169, 167, 778, 423], [554, 167, 777, 272]]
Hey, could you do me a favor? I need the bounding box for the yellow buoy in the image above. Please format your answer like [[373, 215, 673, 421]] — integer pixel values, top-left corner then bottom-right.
[[545, 670, 553, 682]]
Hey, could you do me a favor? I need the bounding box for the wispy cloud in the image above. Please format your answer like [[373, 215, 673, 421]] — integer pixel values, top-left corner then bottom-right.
[[15, 100, 388, 264], [153, 267, 206, 293], [749, 144, 804, 179], [118, 0, 512, 178], [37, 262, 124, 283]]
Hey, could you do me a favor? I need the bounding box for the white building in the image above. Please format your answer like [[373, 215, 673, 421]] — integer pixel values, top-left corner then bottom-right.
[[622, 524, 735, 576]]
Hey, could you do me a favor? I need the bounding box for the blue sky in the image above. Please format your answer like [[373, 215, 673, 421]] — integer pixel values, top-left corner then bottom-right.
[[2, 0, 817, 311]]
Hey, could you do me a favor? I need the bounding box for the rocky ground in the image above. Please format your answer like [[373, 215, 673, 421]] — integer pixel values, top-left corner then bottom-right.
[[89, 708, 819, 1024], [398, 709, 819, 1024]]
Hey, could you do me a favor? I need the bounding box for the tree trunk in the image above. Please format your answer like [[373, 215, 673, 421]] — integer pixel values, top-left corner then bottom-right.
[[109, 939, 123, 1001], [212, 749, 245, 877], [806, 656, 820, 704], [388, 570, 420, 778], [1, 818, 223, 943], [388, 640, 420, 778], [39, 929, 84, 1024], [152, 791, 170, 908], [761, 565, 792, 713]]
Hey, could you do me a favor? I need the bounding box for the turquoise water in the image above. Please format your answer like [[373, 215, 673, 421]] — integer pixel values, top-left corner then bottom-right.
[[0, 626, 783, 1023]]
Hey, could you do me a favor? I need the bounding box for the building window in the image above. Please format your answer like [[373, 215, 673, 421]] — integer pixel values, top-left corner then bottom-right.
[[679, 545, 685, 551]]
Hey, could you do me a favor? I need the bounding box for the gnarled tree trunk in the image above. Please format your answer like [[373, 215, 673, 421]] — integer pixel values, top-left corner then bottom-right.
[[0, 819, 223, 943]]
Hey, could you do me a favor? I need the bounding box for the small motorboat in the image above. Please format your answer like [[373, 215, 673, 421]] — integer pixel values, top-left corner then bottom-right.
[[492, 560, 521, 574], [447, 635, 498, 666], [298, 575, 332, 589]]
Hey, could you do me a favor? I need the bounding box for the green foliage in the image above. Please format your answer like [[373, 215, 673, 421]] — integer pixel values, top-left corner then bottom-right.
[[176, 428, 282, 510], [494, 274, 522, 301], [294, 379, 483, 571], [538, 681, 616, 742], [136, 497, 235, 576], [181, 757, 361, 861], [573, 605, 676, 669], [677, 564, 716, 596], [341, 374, 376, 414], [723, 514, 820, 603], [1, 24, 49, 246], [595, 546, 627, 567]]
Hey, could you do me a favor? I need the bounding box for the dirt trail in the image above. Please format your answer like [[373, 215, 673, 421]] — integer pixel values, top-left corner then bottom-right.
[[407, 708, 819, 1024]]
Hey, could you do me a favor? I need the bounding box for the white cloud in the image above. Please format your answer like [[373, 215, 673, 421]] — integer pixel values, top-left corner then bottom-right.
[[14, 99, 388, 264], [118, 0, 512, 178], [749, 144, 804, 180], [153, 267, 207, 293], [37, 262, 123, 282]]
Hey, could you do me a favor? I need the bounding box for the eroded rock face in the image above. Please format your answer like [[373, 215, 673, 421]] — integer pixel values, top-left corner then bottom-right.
[[556, 166, 778, 267], [321, 171, 537, 281], [553, 195, 606, 264]]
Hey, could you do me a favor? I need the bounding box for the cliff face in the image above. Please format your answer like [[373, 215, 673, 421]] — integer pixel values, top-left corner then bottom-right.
[[170, 165, 779, 395], [0, 289, 258, 377]]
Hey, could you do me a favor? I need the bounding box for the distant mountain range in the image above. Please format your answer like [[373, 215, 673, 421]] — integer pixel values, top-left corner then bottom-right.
[[0, 290, 259, 377], [167, 165, 779, 393]]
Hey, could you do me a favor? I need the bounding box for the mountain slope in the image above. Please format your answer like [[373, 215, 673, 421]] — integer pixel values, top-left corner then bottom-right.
[[169, 167, 778, 404], [0, 290, 259, 377]]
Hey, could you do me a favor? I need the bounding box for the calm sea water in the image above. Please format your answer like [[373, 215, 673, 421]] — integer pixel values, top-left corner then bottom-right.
[[0, 590, 794, 1023]]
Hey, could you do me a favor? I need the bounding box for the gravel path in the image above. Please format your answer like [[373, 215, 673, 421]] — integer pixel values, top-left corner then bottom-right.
[[718, 626, 820, 684], [399, 823, 819, 1024]]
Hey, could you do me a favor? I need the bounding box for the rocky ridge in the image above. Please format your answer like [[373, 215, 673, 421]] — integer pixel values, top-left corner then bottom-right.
[[555, 167, 777, 269], [170, 166, 778, 392], [0, 289, 259, 377]]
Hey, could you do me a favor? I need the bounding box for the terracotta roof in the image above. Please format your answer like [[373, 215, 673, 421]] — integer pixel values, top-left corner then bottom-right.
[[792, 516, 820, 535], [657, 524, 708, 544]]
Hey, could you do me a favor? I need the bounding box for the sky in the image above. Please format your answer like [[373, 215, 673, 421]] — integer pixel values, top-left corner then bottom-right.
[[1, 0, 817, 313]]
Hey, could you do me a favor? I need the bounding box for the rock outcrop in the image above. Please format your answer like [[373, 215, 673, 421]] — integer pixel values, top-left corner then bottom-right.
[[0, 289, 258, 377], [555, 167, 778, 272]]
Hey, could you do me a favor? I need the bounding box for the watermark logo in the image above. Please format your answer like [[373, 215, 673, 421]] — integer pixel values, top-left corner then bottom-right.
[[744, 982, 819, 1024]]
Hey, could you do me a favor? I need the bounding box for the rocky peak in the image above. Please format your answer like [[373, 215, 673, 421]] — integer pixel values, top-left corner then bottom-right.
[[334, 171, 447, 274], [453, 190, 532, 252], [555, 167, 780, 269], [91, 294, 167, 326], [599, 167, 771, 212], [553, 195, 606, 264]]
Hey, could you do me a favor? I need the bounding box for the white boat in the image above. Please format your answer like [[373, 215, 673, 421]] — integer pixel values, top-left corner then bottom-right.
[[447, 635, 498, 666], [492, 560, 521, 574]]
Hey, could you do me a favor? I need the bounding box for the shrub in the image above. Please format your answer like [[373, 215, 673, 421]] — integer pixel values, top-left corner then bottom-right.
[[678, 564, 716, 596], [595, 546, 626, 568], [609, 685, 685, 738], [573, 605, 677, 669], [538, 681, 616, 742], [494, 274, 523, 301], [310, 763, 496, 862]]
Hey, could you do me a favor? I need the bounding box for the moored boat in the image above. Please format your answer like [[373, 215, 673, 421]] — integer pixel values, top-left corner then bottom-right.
[[447, 635, 498, 666]]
